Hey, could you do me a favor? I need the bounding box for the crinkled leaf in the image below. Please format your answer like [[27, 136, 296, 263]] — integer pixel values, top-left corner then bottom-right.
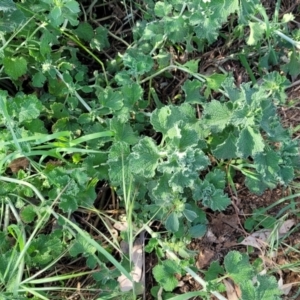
[[254, 149, 280, 179], [247, 21, 266, 46], [123, 49, 153, 76], [237, 126, 265, 157], [154, 1, 172, 17], [129, 137, 160, 178], [203, 100, 232, 132], [0, 0, 15, 11], [7, 93, 43, 122], [69, 232, 96, 257]]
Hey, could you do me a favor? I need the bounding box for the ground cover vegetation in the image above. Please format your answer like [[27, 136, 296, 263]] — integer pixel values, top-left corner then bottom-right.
[[0, 0, 300, 299]]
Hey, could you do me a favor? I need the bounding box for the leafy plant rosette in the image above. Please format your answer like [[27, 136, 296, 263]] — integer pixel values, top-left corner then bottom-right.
[[0, 0, 299, 298]]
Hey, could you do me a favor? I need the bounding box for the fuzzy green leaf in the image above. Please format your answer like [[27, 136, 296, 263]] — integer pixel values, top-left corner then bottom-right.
[[154, 1, 172, 17], [182, 79, 204, 104], [224, 251, 254, 283], [237, 126, 265, 157], [121, 82, 143, 108], [8, 93, 43, 123], [0, 9, 25, 33], [152, 260, 179, 292], [212, 132, 238, 159], [203, 100, 232, 132], [97, 87, 123, 111], [123, 49, 153, 76], [0, 0, 15, 12], [3, 57, 27, 80], [240, 275, 281, 300], [205, 261, 225, 281], [91, 26, 109, 51], [109, 118, 138, 145], [206, 73, 227, 91], [75, 22, 94, 41], [129, 137, 160, 178]]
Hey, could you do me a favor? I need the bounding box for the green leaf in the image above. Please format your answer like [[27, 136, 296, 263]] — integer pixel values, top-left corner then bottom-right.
[[189, 224, 207, 238], [247, 21, 266, 46], [75, 22, 94, 42], [183, 209, 197, 222], [281, 50, 300, 78], [206, 73, 227, 91], [3, 57, 27, 80], [164, 16, 189, 43], [121, 82, 143, 108], [194, 180, 231, 211], [203, 100, 232, 132], [29, 233, 64, 266], [129, 137, 160, 178], [0, 8, 25, 33], [237, 126, 265, 157], [32, 72, 47, 88], [182, 80, 205, 104], [69, 232, 97, 257], [108, 141, 131, 186], [109, 118, 138, 145], [154, 1, 172, 17], [97, 87, 123, 111], [224, 251, 254, 283], [205, 169, 226, 190], [151, 104, 197, 137], [8, 93, 43, 123], [123, 49, 154, 76], [90, 26, 109, 51], [0, 0, 15, 12], [254, 149, 280, 179], [166, 212, 179, 232], [152, 260, 179, 292], [212, 131, 238, 159], [205, 261, 224, 281], [20, 205, 36, 223]]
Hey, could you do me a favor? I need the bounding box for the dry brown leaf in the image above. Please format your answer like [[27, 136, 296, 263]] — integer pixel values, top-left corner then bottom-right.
[[196, 249, 215, 269], [240, 219, 295, 249], [118, 233, 144, 294], [223, 279, 241, 300], [278, 277, 294, 295], [8, 157, 29, 173]]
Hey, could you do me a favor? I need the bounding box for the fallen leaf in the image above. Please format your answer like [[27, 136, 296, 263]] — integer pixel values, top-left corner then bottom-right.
[[240, 219, 295, 249], [223, 278, 241, 300], [118, 232, 145, 294], [278, 277, 294, 295], [8, 157, 29, 173]]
